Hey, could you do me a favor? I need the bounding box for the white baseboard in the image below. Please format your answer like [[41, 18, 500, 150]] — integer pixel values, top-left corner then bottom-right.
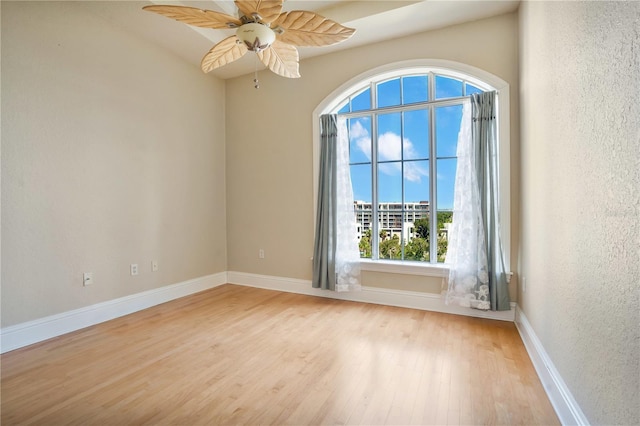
[[0, 272, 227, 354], [227, 271, 515, 322], [0, 270, 516, 354], [515, 306, 590, 425]]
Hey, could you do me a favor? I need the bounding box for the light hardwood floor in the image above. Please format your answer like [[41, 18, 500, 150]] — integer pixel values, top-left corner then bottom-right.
[[1, 284, 559, 425]]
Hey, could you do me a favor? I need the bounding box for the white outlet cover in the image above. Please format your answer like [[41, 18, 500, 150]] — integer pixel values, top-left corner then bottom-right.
[[130, 264, 139, 276], [83, 272, 94, 286]]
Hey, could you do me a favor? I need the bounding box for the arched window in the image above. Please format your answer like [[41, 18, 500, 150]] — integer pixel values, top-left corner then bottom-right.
[[313, 60, 510, 275]]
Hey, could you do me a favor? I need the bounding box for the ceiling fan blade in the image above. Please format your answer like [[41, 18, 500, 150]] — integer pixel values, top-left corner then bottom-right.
[[257, 40, 300, 78], [201, 36, 248, 73], [234, 0, 283, 24], [143, 5, 242, 29], [273, 11, 355, 47]]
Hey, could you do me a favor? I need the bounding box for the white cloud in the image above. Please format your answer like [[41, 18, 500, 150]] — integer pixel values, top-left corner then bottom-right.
[[378, 132, 402, 162], [350, 123, 428, 183], [350, 120, 369, 139], [350, 120, 372, 160], [405, 163, 429, 182], [378, 132, 428, 183]]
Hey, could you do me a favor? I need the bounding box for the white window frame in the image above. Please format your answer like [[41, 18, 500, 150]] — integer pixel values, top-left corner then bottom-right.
[[312, 59, 510, 277]]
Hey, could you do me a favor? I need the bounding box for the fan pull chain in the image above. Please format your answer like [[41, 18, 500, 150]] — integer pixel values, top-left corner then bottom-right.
[[253, 54, 260, 89]]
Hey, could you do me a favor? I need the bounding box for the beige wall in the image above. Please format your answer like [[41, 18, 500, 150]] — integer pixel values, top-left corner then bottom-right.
[[225, 12, 520, 298], [518, 1, 640, 424], [1, 2, 227, 326]]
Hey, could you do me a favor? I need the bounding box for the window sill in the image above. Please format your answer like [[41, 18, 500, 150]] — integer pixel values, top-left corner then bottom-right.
[[359, 259, 449, 278]]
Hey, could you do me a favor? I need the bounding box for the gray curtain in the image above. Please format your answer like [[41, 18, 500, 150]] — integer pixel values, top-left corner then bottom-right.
[[472, 91, 511, 311], [313, 114, 338, 290]]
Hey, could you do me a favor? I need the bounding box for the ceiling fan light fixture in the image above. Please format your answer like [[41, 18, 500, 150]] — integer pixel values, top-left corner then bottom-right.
[[236, 23, 276, 52], [143, 1, 355, 80]]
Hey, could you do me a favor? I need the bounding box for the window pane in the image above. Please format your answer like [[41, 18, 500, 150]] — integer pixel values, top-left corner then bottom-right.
[[437, 210, 453, 263], [351, 87, 371, 112], [350, 163, 371, 202], [404, 160, 429, 203], [402, 75, 428, 104], [377, 78, 401, 108], [436, 156, 455, 263], [403, 109, 429, 160], [404, 211, 429, 262], [337, 99, 350, 114], [378, 161, 402, 203], [378, 113, 402, 161], [435, 75, 463, 99], [435, 105, 463, 158], [436, 158, 456, 211], [349, 117, 371, 164], [465, 83, 484, 96]]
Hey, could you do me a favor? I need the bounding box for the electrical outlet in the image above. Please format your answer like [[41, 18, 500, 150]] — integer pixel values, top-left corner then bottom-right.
[[151, 260, 158, 272], [259, 249, 265, 259], [522, 276, 526, 293], [130, 264, 139, 276], [83, 272, 94, 286]]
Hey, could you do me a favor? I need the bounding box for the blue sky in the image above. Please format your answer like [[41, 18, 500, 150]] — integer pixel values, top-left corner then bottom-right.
[[347, 76, 467, 211]]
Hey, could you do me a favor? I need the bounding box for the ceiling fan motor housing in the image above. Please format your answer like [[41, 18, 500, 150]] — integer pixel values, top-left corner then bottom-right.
[[236, 23, 276, 52]]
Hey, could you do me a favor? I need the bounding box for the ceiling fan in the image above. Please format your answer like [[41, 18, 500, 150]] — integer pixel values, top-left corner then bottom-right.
[[143, 0, 355, 85]]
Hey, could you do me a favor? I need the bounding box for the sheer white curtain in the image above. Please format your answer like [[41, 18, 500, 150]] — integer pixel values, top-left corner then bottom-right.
[[312, 115, 361, 292], [444, 102, 491, 310], [335, 118, 361, 292], [445, 91, 510, 311]]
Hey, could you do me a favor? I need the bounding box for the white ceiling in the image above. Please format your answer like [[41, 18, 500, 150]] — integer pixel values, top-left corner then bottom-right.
[[85, 0, 520, 79]]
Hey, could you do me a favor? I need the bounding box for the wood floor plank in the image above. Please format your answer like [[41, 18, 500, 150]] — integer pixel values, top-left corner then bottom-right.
[[1, 284, 559, 425]]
